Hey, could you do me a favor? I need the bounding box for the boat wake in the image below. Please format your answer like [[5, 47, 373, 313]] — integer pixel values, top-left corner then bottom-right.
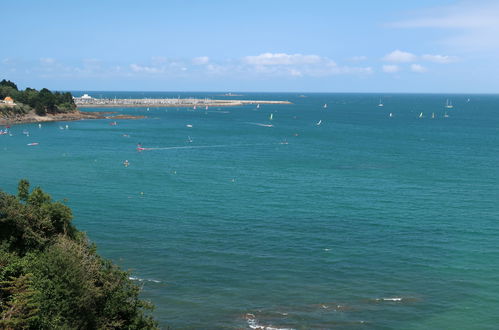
[[246, 122, 274, 127], [137, 143, 274, 152]]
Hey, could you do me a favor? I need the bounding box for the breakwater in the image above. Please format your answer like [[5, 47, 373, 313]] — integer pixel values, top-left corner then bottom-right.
[[74, 96, 291, 108]]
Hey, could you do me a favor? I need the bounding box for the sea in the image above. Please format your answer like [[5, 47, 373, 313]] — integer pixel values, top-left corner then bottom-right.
[[1, 92, 499, 329]]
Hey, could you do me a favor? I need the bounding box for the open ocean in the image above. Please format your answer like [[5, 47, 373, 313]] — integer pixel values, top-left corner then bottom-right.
[[2, 92, 499, 329]]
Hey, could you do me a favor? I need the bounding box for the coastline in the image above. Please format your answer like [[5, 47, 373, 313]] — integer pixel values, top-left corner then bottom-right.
[[0, 99, 290, 126], [75, 99, 292, 108], [0, 110, 145, 126]]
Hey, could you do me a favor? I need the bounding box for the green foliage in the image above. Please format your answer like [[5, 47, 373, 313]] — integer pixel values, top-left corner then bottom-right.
[[0, 181, 158, 329], [0, 79, 77, 116], [0, 80, 18, 91], [17, 180, 29, 202], [0, 274, 40, 329]]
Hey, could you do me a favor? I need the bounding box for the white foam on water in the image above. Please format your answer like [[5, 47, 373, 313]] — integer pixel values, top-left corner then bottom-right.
[[378, 297, 402, 302], [137, 143, 272, 151], [246, 122, 274, 127], [128, 276, 161, 283], [245, 313, 295, 330]]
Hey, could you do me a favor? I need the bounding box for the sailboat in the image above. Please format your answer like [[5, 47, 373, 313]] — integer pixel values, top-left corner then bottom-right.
[[316, 120, 322, 126], [323, 103, 327, 109], [378, 98, 384, 107], [256, 104, 260, 109], [269, 113, 273, 120], [445, 99, 454, 109], [444, 112, 449, 118], [431, 112, 435, 119], [419, 112, 424, 119], [389, 113, 393, 118]]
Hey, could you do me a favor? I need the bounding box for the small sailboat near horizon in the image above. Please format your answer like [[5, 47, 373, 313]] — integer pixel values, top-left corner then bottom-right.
[[316, 119, 322, 126], [256, 104, 260, 109], [445, 99, 454, 109], [432, 112, 435, 119], [389, 112, 393, 118], [269, 113, 273, 121], [378, 98, 384, 107], [323, 103, 327, 109], [419, 112, 424, 119]]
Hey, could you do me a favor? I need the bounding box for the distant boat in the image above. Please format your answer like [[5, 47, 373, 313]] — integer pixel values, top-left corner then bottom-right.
[[205, 105, 209, 110], [323, 103, 327, 109], [193, 105, 197, 110], [256, 104, 260, 109], [0, 130, 8, 135], [444, 112, 449, 118], [187, 136, 193, 143], [445, 99, 454, 109], [389, 113, 393, 118], [419, 112, 424, 118], [27, 142, 38, 146], [432, 112, 436, 119], [378, 98, 384, 107], [186, 124, 193, 128], [269, 113, 273, 120], [316, 120, 322, 126], [110, 121, 117, 126]]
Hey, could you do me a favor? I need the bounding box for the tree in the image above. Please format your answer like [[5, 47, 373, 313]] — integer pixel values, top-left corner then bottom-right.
[[0, 181, 159, 329], [0, 274, 40, 329], [0, 80, 18, 91], [17, 180, 29, 202]]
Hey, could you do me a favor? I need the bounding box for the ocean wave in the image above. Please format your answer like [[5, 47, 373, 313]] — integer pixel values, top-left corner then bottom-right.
[[245, 313, 295, 330], [128, 276, 161, 283]]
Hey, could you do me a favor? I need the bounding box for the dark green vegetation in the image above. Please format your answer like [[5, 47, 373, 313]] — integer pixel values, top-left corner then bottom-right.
[[0, 181, 158, 329], [0, 79, 76, 116]]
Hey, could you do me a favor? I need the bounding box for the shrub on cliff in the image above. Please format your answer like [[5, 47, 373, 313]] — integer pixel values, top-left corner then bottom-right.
[[0, 180, 158, 329]]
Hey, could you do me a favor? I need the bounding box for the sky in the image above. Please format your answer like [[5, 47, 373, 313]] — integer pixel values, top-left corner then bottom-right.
[[2, 0, 499, 93]]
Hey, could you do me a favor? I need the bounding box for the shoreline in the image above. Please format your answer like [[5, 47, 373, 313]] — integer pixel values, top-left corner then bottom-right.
[[75, 99, 292, 108], [0, 110, 145, 126]]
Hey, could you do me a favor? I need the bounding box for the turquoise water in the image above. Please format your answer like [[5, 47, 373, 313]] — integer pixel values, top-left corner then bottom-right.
[[2, 92, 499, 329]]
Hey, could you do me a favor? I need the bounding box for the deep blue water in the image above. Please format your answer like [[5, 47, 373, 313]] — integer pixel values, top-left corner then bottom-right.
[[2, 92, 499, 329]]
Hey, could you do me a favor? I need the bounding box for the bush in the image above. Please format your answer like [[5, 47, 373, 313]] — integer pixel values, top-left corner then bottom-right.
[[0, 181, 158, 329]]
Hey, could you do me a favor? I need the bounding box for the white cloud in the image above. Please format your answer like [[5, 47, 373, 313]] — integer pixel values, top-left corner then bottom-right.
[[421, 54, 458, 63], [382, 64, 400, 73], [348, 55, 368, 62], [40, 58, 56, 65], [240, 52, 372, 77], [192, 56, 210, 65], [243, 53, 323, 66], [388, 1, 499, 51], [383, 50, 417, 63], [411, 64, 428, 73], [130, 64, 162, 74]]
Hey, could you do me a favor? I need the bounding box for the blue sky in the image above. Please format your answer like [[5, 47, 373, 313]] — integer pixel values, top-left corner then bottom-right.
[[2, 0, 498, 93]]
